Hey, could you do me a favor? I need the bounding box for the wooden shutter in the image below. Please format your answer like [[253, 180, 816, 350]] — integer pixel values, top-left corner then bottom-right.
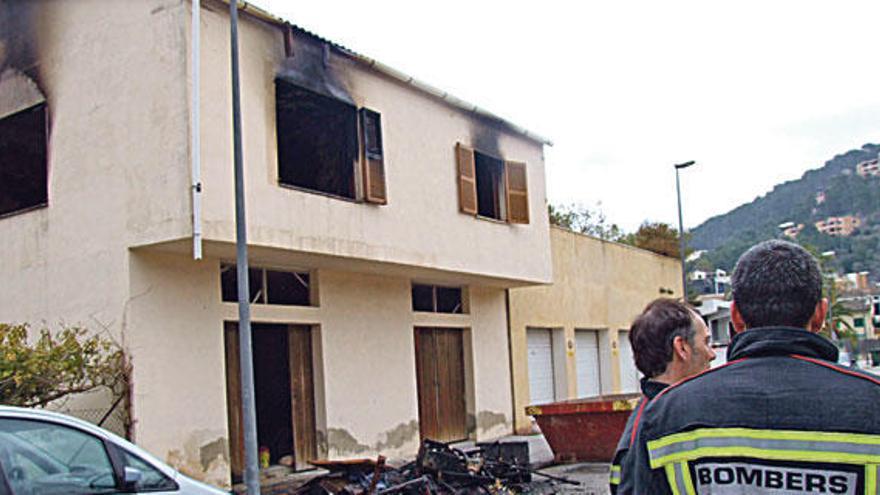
[[360, 109, 387, 204], [456, 143, 477, 215], [505, 160, 529, 224]]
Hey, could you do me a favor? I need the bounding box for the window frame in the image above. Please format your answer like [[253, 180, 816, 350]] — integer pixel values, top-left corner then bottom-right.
[[455, 142, 530, 225], [274, 79, 388, 205], [0, 102, 49, 220]]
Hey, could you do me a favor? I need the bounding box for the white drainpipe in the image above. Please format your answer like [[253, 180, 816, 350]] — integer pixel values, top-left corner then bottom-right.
[[191, 0, 203, 259]]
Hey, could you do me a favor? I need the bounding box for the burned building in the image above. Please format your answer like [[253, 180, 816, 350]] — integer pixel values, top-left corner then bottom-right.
[[0, 0, 551, 488]]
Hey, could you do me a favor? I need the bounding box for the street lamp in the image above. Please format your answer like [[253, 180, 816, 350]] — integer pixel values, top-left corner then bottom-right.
[[675, 161, 696, 301]]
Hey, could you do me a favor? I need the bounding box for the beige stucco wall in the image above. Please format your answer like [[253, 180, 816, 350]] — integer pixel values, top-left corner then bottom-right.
[[126, 250, 514, 487], [182, 2, 551, 286], [0, 0, 190, 324], [507, 227, 681, 433], [0, 0, 191, 424]]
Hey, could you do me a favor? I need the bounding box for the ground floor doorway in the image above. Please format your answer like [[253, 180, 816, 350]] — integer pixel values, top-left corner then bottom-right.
[[414, 327, 468, 443], [224, 322, 317, 481]]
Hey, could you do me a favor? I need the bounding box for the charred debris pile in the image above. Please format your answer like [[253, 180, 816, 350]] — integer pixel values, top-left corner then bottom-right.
[[244, 440, 580, 495]]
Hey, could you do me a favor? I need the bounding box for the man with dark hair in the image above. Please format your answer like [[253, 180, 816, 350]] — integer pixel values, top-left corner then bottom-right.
[[631, 240, 880, 494], [610, 298, 715, 494]]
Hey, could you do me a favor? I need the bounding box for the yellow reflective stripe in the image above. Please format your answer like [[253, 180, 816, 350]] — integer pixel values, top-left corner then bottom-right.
[[647, 427, 880, 469], [679, 462, 697, 495], [649, 427, 880, 450], [867, 464, 877, 495], [665, 463, 682, 495], [609, 463, 621, 484], [651, 446, 880, 469]]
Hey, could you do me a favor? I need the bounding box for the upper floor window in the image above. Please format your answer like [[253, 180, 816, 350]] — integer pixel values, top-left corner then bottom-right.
[[275, 79, 386, 204], [455, 143, 529, 224], [221, 264, 313, 306], [412, 284, 465, 314], [0, 70, 47, 218]]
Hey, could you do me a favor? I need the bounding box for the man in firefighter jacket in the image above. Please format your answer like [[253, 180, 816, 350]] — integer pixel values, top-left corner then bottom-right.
[[630, 240, 880, 495], [610, 298, 716, 493]]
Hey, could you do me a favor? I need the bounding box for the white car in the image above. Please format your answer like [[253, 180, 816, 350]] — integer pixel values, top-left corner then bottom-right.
[[0, 406, 228, 495]]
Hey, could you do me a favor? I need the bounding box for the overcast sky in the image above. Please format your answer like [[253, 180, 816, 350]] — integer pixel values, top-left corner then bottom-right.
[[255, 0, 880, 232]]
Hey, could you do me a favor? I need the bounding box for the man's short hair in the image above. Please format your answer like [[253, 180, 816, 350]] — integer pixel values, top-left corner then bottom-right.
[[731, 240, 822, 329], [629, 298, 697, 378]]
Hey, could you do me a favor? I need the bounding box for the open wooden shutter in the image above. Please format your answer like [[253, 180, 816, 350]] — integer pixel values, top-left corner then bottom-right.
[[505, 161, 529, 224], [360, 109, 387, 204], [456, 143, 477, 215]]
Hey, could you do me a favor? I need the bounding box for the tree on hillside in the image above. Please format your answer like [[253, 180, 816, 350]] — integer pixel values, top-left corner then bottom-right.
[[620, 221, 686, 258], [548, 202, 622, 241], [0, 323, 129, 410]]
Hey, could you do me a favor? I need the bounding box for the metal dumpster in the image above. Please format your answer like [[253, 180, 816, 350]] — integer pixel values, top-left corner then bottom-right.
[[526, 393, 641, 463]]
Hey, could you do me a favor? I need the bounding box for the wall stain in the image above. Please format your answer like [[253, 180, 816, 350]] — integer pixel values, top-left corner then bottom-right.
[[166, 431, 230, 488], [477, 411, 508, 432], [375, 420, 419, 451], [466, 413, 477, 434], [327, 428, 370, 455]]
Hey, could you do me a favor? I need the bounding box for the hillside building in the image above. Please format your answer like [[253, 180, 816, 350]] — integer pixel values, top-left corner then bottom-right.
[[815, 215, 861, 237], [856, 158, 880, 178]]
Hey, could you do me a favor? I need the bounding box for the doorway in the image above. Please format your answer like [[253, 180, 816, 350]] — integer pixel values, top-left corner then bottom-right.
[[414, 327, 468, 443], [224, 322, 317, 481]]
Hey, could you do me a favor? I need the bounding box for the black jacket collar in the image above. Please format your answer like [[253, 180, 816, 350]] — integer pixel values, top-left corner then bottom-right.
[[640, 377, 668, 399], [727, 327, 838, 362]]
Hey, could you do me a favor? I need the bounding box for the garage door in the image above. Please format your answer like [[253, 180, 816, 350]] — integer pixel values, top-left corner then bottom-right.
[[618, 330, 640, 393], [527, 329, 555, 405], [575, 330, 601, 398]]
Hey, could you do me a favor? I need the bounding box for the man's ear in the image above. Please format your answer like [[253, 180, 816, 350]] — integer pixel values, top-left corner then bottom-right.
[[730, 301, 747, 334], [672, 335, 691, 361], [808, 298, 829, 334]]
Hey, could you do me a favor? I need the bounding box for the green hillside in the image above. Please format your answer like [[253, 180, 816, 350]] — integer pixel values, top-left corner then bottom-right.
[[690, 143, 880, 280]]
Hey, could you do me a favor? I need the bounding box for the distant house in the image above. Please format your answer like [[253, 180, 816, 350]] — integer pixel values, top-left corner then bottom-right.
[[690, 268, 730, 296], [815, 215, 861, 237], [856, 158, 880, 178], [839, 296, 876, 340], [697, 298, 732, 346]]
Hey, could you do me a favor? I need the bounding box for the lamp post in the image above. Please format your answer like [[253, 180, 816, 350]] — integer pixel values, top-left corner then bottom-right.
[[675, 161, 696, 301]]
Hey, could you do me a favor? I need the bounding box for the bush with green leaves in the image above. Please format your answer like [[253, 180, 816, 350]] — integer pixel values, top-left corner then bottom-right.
[[0, 323, 128, 408]]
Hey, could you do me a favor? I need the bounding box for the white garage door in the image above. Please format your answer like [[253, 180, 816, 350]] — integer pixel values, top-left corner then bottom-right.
[[527, 329, 556, 405], [575, 330, 601, 398], [618, 330, 640, 393]]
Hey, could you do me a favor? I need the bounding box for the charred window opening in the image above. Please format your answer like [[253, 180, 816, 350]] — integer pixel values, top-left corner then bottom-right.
[[456, 143, 530, 224], [0, 103, 47, 217], [474, 151, 507, 220], [275, 79, 357, 199], [412, 284, 465, 314], [221, 264, 312, 306]]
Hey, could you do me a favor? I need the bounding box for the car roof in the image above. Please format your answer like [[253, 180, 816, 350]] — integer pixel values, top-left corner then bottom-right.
[[0, 405, 178, 480]]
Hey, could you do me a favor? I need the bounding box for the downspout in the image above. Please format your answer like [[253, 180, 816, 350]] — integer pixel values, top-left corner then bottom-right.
[[191, 0, 203, 259]]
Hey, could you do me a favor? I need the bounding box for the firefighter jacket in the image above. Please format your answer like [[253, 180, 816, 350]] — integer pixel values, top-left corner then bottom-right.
[[630, 327, 880, 495], [610, 378, 667, 494]]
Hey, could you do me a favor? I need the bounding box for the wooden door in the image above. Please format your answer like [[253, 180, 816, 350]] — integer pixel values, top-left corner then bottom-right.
[[414, 327, 467, 443], [288, 325, 317, 470], [224, 323, 317, 479], [223, 323, 245, 481]]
